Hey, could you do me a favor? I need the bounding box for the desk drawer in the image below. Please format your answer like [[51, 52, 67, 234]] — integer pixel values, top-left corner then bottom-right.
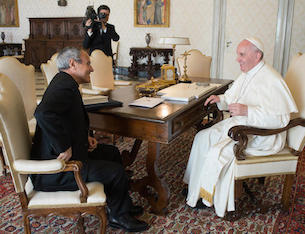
[[171, 104, 205, 136]]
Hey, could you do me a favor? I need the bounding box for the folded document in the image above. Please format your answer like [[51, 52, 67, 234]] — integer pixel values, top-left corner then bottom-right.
[[129, 97, 163, 108]]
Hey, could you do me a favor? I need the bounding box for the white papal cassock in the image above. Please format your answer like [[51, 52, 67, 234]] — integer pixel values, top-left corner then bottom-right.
[[183, 61, 298, 217]]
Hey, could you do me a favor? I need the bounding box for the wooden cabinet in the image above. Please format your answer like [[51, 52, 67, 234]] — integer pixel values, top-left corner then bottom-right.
[[24, 17, 84, 69]]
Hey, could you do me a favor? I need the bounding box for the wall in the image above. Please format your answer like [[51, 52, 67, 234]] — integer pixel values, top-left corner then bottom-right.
[[290, 0, 305, 60], [1, 0, 305, 73], [0, 0, 213, 68]]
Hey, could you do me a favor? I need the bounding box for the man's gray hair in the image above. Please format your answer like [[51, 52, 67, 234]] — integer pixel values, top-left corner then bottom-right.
[[56, 47, 82, 70]]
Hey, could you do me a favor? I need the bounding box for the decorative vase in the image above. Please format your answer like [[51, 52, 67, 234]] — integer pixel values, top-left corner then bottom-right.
[[1, 32, 5, 43], [145, 33, 151, 47]]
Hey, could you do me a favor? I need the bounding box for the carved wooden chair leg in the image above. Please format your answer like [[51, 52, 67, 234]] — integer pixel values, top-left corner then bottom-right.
[[281, 174, 294, 210], [0, 147, 8, 176], [97, 207, 107, 234], [78, 215, 85, 234], [23, 213, 31, 234]]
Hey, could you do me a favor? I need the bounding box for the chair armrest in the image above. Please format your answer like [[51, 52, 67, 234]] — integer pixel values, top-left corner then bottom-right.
[[63, 161, 88, 203], [228, 117, 305, 160], [13, 159, 65, 174], [14, 159, 88, 203], [196, 103, 224, 131]]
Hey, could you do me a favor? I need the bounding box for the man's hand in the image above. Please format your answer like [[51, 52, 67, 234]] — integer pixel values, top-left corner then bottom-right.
[[204, 95, 220, 106], [85, 19, 93, 33], [228, 103, 248, 116], [88, 136, 98, 152], [57, 147, 72, 162]]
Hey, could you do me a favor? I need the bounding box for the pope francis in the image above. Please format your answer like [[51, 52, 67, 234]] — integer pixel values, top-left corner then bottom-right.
[[183, 37, 298, 217]]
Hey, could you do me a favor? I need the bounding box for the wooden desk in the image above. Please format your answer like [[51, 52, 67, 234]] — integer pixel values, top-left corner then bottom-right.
[[88, 78, 232, 215], [128, 47, 173, 78]]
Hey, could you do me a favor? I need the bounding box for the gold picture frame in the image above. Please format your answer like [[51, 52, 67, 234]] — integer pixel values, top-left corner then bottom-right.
[[0, 0, 19, 27], [134, 0, 170, 27]]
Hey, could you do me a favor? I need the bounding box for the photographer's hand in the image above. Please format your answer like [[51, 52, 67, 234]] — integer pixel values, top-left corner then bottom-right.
[[85, 19, 93, 33]]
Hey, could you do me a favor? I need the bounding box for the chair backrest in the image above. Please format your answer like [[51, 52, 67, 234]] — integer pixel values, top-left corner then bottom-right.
[[0, 56, 36, 121], [40, 53, 58, 84], [177, 49, 212, 78], [285, 53, 305, 151], [111, 40, 119, 67], [0, 74, 31, 193], [90, 50, 114, 90]]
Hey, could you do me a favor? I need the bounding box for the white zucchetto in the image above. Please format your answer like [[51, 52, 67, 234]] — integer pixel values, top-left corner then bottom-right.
[[245, 37, 264, 53]]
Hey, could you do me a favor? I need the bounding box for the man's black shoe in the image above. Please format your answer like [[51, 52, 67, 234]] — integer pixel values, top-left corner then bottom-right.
[[108, 213, 149, 232], [129, 205, 144, 216]]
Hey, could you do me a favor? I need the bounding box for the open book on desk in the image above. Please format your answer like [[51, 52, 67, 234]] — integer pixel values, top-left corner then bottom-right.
[[157, 82, 221, 102]]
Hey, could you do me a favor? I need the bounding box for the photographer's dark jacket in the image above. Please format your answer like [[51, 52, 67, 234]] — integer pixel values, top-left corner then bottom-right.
[[83, 23, 119, 57]]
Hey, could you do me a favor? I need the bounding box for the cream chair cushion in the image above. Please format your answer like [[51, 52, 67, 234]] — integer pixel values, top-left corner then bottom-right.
[[90, 50, 114, 90], [41, 53, 58, 84], [27, 182, 106, 208], [177, 49, 212, 78], [285, 53, 305, 151], [234, 148, 298, 179]]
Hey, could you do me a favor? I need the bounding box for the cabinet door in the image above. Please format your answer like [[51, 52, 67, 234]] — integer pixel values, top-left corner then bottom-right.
[[49, 20, 66, 40], [46, 41, 64, 60], [30, 20, 48, 40], [66, 18, 85, 40], [25, 40, 46, 69]]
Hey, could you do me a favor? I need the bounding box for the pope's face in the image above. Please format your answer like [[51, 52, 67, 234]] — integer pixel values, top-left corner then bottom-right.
[[236, 40, 261, 73]]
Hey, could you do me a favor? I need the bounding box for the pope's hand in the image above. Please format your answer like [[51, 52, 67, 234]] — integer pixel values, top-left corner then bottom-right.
[[228, 103, 248, 116], [57, 147, 72, 162], [204, 95, 220, 106]]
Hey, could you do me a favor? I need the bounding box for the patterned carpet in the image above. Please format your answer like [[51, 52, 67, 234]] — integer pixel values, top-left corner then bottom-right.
[[0, 128, 304, 233]]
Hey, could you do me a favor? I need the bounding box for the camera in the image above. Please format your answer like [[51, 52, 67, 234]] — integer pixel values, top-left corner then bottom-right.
[[98, 12, 108, 19], [82, 6, 99, 29]]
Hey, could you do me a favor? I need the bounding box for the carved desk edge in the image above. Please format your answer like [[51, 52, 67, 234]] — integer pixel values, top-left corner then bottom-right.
[[228, 117, 305, 160]]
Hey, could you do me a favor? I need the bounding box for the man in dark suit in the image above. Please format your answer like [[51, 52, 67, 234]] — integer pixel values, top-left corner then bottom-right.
[[30, 47, 148, 232], [83, 4, 119, 59]]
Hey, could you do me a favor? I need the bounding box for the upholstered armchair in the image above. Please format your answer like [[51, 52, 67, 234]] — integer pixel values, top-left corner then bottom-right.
[[40, 53, 58, 84], [90, 50, 114, 90], [176, 49, 212, 78], [225, 53, 305, 220], [0, 57, 37, 176], [0, 74, 107, 233]]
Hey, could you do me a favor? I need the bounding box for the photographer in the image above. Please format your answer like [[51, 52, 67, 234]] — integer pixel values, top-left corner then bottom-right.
[[83, 5, 119, 59]]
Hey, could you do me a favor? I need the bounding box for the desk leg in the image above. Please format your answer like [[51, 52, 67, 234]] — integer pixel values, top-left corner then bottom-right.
[[131, 142, 169, 215]]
